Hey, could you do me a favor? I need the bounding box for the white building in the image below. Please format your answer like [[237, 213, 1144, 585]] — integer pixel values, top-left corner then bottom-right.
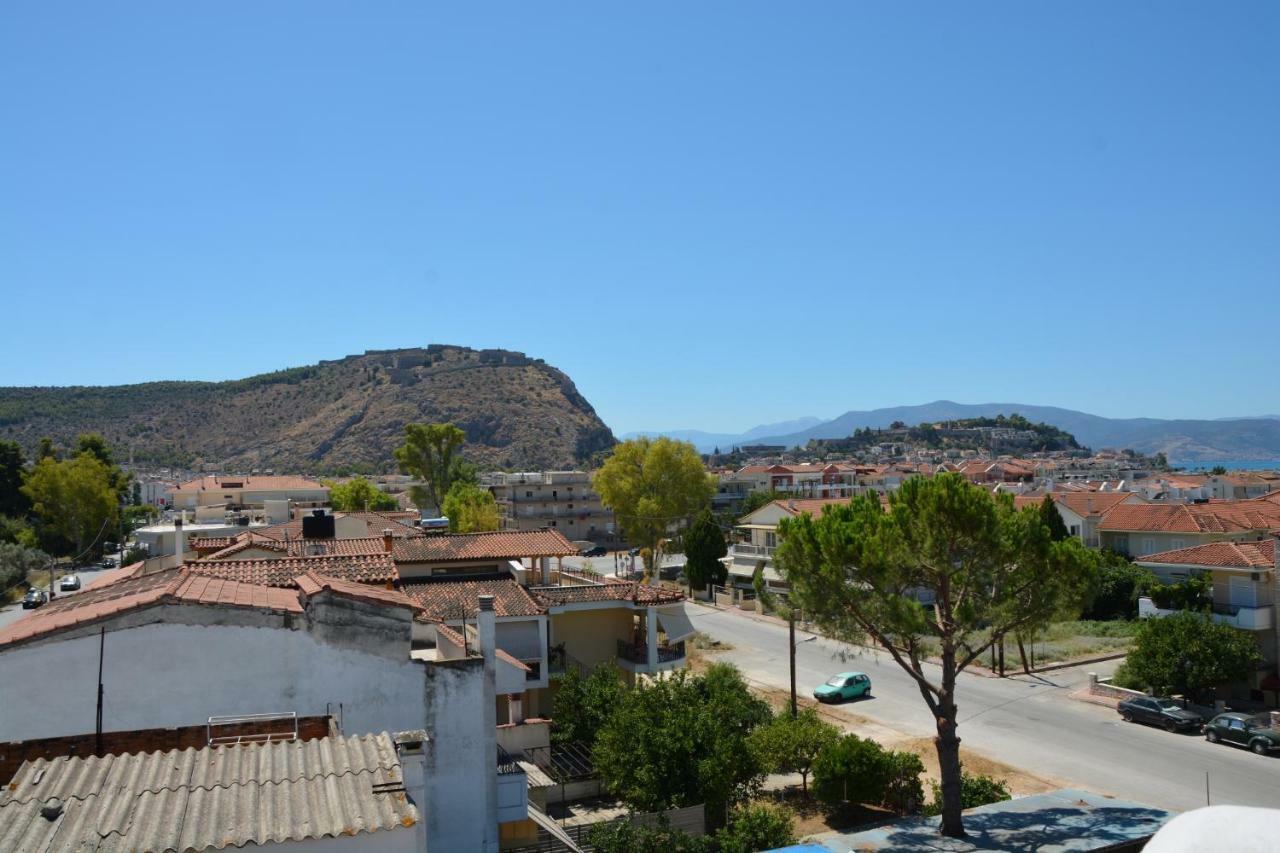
[[0, 566, 508, 852]]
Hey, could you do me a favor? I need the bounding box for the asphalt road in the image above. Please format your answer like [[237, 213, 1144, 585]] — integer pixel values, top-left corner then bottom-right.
[[687, 602, 1280, 814], [0, 565, 120, 631]]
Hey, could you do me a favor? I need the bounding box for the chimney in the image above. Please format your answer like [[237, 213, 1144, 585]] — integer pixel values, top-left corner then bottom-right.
[[477, 595, 496, 670], [540, 556, 551, 585], [173, 517, 187, 561], [394, 730, 430, 851], [383, 528, 394, 554]]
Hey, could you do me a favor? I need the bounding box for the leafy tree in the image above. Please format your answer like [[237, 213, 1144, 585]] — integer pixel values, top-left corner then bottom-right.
[[74, 433, 131, 501], [1038, 495, 1070, 542], [551, 663, 627, 745], [0, 515, 37, 547], [394, 422, 467, 512], [22, 453, 120, 558], [812, 733, 924, 812], [739, 490, 788, 518], [37, 437, 58, 461], [586, 817, 708, 853], [593, 663, 771, 817], [682, 509, 727, 592], [0, 542, 50, 594], [776, 474, 1093, 837], [1124, 611, 1262, 698], [326, 476, 399, 511], [713, 804, 797, 853], [441, 482, 501, 533], [0, 439, 29, 517], [1210, 465, 1227, 476], [122, 504, 159, 532], [749, 707, 838, 794], [924, 772, 1010, 815], [593, 437, 713, 581], [122, 544, 150, 565], [1082, 551, 1154, 620]]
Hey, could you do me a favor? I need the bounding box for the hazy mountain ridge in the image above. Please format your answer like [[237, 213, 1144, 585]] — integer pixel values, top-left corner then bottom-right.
[[645, 401, 1280, 462], [0, 345, 616, 473]]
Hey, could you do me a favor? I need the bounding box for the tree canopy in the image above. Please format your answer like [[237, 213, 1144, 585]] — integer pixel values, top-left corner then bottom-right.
[[682, 509, 727, 592], [593, 437, 713, 580], [550, 663, 628, 746], [326, 476, 399, 512], [1038, 495, 1071, 542], [394, 422, 467, 512], [1122, 611, 1262, 698], [441, 481, 501, 533], [748, 707, 838, 793], [0, 439, 29, 517], [593, 663, 771, 816], [775, 473, 1093, 838], [22, 453, 120, 558]]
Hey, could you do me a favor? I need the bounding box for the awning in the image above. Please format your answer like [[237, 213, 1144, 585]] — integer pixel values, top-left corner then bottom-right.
[[656, 604, 697, 643]]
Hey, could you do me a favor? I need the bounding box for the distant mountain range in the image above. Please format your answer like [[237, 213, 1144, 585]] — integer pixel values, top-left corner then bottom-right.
[[621, 417, 823, 452], [631, 402, 1280, 463]]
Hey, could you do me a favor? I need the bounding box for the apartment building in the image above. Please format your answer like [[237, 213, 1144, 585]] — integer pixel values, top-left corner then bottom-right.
[[1098, 499, 1280, 558], [1136, 539, 1279, 704], [484, 471, 620, 547], [167, 474, 330, 510]]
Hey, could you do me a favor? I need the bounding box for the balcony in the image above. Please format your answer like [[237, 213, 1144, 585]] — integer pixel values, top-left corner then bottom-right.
[[728, 543, 775, 559], [1138, 598, 1274, 631], [615, 639, 686, 673]]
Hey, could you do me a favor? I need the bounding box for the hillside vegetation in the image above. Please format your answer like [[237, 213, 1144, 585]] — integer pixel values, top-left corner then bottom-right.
[[0, 345, 615, 473]]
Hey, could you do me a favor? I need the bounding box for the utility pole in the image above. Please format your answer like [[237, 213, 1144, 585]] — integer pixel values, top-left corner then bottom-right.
[[95, 626, 106, 755], [790, 611, 797, 718]]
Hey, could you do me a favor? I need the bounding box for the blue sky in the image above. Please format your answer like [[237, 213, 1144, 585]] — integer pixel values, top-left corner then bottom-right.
[[2, 2, 1276, 435]]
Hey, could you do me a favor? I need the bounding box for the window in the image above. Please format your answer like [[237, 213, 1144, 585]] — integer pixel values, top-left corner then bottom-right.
[[1170, 539, 1185, 550], [765, 531, 777, 548], [525, 491, 533, 498], [568, 503, 574, 510], [549, 520, 557, 527], [1069, 525, 1080, 537], [1141, 538, 1157, 555]]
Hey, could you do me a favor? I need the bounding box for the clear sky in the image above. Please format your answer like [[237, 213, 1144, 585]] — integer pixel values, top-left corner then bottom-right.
[[2, 2, 1277, 435]]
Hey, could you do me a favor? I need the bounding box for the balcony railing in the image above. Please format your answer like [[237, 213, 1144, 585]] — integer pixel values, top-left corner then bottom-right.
[[497, 745, 523, 775], [729, 543, 775, 558], [1138, 597, 1274, 631], [616, 639, 686, 665]]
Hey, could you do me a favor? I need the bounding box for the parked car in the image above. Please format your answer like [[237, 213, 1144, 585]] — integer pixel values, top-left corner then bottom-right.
[[1204, 713, 1280, 755], [1117, 696, 1204, 732], [22, 588, 48, 609], [59, 574, 82, 592], [814, 672, 872, 703], [582, 546, 607, 557], [98, 557, 116, 568]]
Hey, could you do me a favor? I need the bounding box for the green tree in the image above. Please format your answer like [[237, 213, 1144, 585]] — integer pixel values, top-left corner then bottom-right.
[[0, 439, 29, 517], [586, 817, 708, 853], [0, 515, 37, 547], [593, 663, 771, 817], [714, 804, 797, 853], [775, 474, 1093, 838], [0, 542, 50, 595], [37, 437, 58, 461], [1123, 611, 1262, 698], [1038, 495, 1071, 542], [1210, 465, 1227, 476], [326, 477, 399, 511], [738, 490, 788, 518], [593, 437, 713, 581], [748, 707, 838, 793], [550, 663, 628, 746], [22, 453, 120, 558], [682, 509, 727, 593], [394, 422, 468, 512], [74, 433, 131, 501], [122, 504, 159, 532], [812, 733, 924, 811], [924, 772, 1011, 815], [441, 482, 501, 533], [1082, 552, 1154, 621]]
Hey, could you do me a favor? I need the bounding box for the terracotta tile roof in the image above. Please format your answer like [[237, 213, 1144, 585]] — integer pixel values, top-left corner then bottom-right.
[[172, 475, 327, 493], [294, 571, 421, 613], [400, 576, 545, 621], [188, 554, 397, 588], [1099, 500, 1280, 534], [392, 529, 577, 563], [203, 533, 390, 560], [189, 536, 237, 553], [1138, 539, 1276, 570], [0, 568, 302, 648], [1052, 492, 1138, 517], [532, 582, 685, 607]]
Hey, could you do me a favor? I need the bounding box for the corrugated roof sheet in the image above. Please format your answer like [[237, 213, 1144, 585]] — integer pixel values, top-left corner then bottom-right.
[[0, 732, 418, 852]]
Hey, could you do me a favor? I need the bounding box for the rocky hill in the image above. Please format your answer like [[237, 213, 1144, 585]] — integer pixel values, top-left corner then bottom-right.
[[0, 346, 616, 473]]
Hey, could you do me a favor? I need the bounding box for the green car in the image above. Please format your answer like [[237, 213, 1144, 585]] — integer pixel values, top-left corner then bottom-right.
[[1203, 712, 1280, 755], [814, 672, 871, 703]]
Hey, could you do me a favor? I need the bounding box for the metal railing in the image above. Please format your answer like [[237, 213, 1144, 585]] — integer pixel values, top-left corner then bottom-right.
[[728, 543, 775, 558], [206, 711, 298, 746], [497, 745, 524, 776], [616, 639, 686, 665]]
